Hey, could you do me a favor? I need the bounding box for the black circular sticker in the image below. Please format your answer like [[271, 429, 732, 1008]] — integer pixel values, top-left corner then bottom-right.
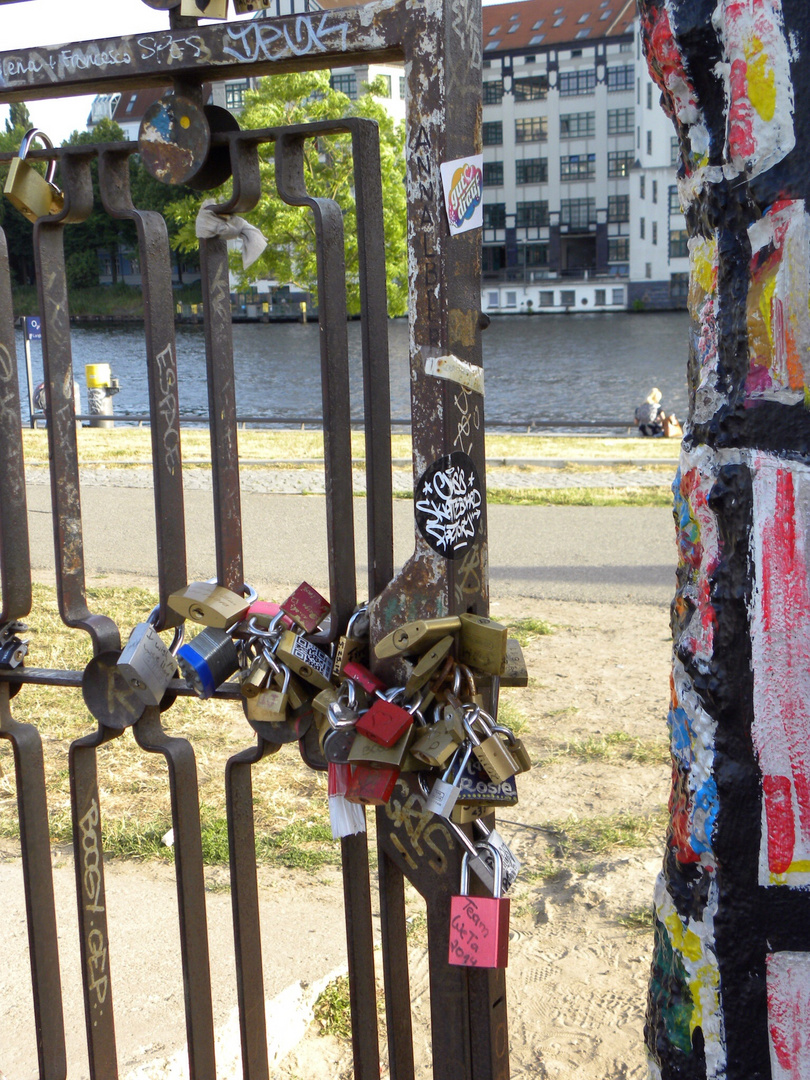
[[415, 451, 482, 559]]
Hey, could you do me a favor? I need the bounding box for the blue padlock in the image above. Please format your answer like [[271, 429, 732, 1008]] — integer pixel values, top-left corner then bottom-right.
[[176, 627, 239, 698]]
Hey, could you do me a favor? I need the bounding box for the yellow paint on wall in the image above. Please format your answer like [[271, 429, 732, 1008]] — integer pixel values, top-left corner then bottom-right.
[[744, 36, 777, 122], [664, 911, 702, 963], [691, 240, 717, 296]]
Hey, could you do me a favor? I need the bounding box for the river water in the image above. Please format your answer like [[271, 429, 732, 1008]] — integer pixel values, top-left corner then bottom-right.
[[15, 310, 690, 430]]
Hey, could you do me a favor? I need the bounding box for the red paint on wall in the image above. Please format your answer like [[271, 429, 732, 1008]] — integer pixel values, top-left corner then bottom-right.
[[767, 952, 810, 1075], [763, 775, 795, 874]]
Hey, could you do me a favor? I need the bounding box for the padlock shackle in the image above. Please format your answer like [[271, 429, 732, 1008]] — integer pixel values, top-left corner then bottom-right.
[[460, 842, 503, 897], [442, 739, 473, 783], [18, 128, 59, 188], [147, 604, 185, 653]]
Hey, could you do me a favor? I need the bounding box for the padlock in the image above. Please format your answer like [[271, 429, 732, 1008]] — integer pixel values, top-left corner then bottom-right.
[[455, 751, 519, 807], [313, 685, 339, 717], [490, 723, 532, 774], [375, 616, 461, 659], [0, 622, 28, 669], [410, 706, 466, 767], [348, 724, 413, 768], [117, 610, 183, 707], [458, 613, 508, 675], [168, 581, 254, 629], [474, 818, 521, 892], [404, 635, 454, 697], [275, 631, 333, 689], [176, 627, 239, 698], [323, 727, 356, 764], [333, 605, 369, 679], [181, 0, 229, 17], [280, 581, 330, 634], [355, 695, 414, 748], [463, 709, 519, 784], [240, 652, 271, 697], [450, 803, 486, 824], [4, 129, 64, 223], [344, 762, 400, 805], [424, 742, 474, 818], [277, 669, 309, 712], [326, 680, 360, 729], [342, 660, 387, 697], [245, 665, 289, 724], [501, 637, 529, 686], [448, 843, 510, 969], [244, 600, 294, 631]]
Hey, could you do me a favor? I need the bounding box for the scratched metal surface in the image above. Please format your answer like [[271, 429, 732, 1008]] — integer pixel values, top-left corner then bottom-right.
[[0, 0, 497, 1077]]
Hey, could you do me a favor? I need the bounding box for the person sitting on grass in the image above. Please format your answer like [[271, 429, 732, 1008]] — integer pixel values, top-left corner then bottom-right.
[[635, 388, 666, 437]]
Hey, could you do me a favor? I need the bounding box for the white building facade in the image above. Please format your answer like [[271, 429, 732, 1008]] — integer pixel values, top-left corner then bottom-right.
[[481, 0, 689, 313]]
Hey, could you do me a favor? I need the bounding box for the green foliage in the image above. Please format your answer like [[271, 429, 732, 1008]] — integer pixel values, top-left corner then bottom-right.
[[169, 71, 407, 316], [66, 248, 99, 289], [313, 975, 353, 1040]]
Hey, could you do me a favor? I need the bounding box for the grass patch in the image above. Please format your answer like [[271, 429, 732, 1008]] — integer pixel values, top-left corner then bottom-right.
[[13, 283, 203, 320], [496, 697, 530, 737], [565, 731, 670, 766], [256, 819, 339, 870], [487, 487, 673, 507], [507, 616, 554, 646], [544, 809, 667, 859], [313, 975, 353, 1041], [617, 905, 655, 933]]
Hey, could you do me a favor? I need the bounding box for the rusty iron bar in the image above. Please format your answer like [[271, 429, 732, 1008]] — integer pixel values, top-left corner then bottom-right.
[[97, 147, 189, 631], [0, 683, 67, 1080], [0, 227, 31, 624]]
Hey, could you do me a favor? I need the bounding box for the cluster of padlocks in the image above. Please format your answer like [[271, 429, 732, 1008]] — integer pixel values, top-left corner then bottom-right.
[[114, 579, 526, 968]]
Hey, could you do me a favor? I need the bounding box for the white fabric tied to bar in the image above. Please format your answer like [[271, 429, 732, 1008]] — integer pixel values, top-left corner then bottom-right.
[[195, 200, 268, 269]]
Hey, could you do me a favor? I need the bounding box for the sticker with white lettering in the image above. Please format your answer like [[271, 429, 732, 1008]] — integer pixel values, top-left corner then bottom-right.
[[415, 452, 482, 559]]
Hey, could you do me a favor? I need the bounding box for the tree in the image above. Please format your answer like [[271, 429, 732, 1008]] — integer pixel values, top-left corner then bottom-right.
[[170, 70, 407, 316], [5, 103, 31, 135]]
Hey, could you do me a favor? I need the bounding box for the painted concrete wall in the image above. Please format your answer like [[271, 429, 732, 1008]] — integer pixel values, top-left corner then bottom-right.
[[640, 2, 810, 1078]]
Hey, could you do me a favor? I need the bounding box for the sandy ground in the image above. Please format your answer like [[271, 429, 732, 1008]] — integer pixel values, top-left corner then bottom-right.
[[1, 595, 671, 1080]]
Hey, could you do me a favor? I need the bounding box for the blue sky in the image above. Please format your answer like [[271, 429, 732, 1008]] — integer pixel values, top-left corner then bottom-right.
[[1, 0, 508, 144]]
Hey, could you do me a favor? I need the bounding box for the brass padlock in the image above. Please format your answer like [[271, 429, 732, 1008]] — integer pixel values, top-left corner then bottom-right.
[[501, 637, 529, 686], [404, 635, 454, 698], [333, 606, 369, 680], [375, 617, 461, 659], [240, 652, 271, 698], [458, 613, 508, 675], [463, 710, 519, 784], [275, 630, 333, 689], [181, 0, 229, 16], [4, 129, 64, 223], [168, 581, 252, 629]]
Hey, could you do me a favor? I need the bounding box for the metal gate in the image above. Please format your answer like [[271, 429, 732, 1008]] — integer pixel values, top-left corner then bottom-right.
[[0, 0, 514, 1077]]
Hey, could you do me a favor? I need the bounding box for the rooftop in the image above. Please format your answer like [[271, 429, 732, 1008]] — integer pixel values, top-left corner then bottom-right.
[[482, 0, 635, 53]]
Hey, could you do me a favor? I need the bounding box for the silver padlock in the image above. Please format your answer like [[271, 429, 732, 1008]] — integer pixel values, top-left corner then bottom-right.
[[117, 608, 184, 706], [424, 741, 474, 818], [415, 773, 495, 893], [327, 679, 360, 729], [474, 817, 521, 892]]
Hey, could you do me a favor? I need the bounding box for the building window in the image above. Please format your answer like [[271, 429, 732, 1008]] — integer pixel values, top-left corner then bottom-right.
[[595, 289, 606, 305], [330, 73, 358, 99], [670, 273, 689, 303], [609, 237, 629, 261], [608, 108, 633, 135], [539, 290, 554, 306], [652, 179, 658, 203], [607, 65, 634, 92], [483, 247, 506, 273], [640, 217, 646, 239], [669, 229, 689, 258], [484, 80, 504, 105], [513, 75, 549, 101], [612, 287, 625, 305], [652, 221, 658, 245], [608, 195, 629, 222], [560, 111, 595, 138], [560, 198, 595, 228], [525, 243, 548, 265], [399, 75, 406, 99], [647, 82, 653, 109], [483, 161, 504, 186], [483, 203, 506, 229], [608, 150, 634, 178], [516, 158, 548, 184], [646, 262, 652, 278], [487, 291, 499, 306], [225, 81, 249, 110], [505, 291, 518, 307], [483, 121, 503, 146], [640, 175, 645, 198], [669, 185, 681, 213], [515, 117, 548, 143], [671, 136, 680, 165], [559, 69, 596, 97], [379, 74, 392, 97], [646, 130, 652, 155], [560, 153, 595, 180], [560, 290, 576, 305], [515, 200, 549, 227]]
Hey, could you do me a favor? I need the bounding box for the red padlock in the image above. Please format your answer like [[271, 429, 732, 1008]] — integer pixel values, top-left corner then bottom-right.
[[281, 582, 330, 633], [343, 660, 387, 697], [344, 762, 399, 805], [448, 842, 510, 969], [355, 696, 414, 748]]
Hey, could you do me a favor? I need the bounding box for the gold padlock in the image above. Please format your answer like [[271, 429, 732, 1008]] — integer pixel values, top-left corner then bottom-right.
[[404, 635, 454, 698], [168, 581, 250, 629], [501, 638, 528, 686], [4, 129, 64, 224], [375, 617, 461, 659], [181, 0, 229, 17], [458, 614, 508, 675]]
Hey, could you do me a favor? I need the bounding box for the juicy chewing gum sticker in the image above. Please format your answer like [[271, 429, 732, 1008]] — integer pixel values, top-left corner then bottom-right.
[[440, 155, 483, 236]]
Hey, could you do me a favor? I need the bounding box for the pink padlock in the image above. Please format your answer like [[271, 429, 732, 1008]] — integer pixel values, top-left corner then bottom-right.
[[448, 843, 510, 969], [343, 661, 387, 697]]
